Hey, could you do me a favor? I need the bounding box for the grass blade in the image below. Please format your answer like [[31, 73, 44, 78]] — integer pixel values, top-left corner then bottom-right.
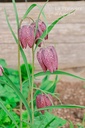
[[22, 4, 37, 20], [0, 100, 18, 128], [34, 70, 85, 81], [35, 104, 85, 111], [12, 0, 19, 28], [22, 3, 47, 24]]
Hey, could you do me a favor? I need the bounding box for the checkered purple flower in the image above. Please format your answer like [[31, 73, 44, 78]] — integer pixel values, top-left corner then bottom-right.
[[37, 46, 58, 72], [18, 25, 35, 48], [36, 94, 52, 114]]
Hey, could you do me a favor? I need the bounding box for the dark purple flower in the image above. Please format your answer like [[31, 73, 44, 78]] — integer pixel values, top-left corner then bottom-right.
[[18, 25, 35, 48], [37, 46, 58, 72], [36, 94, 52, 114], [0, 65, 3, 76]]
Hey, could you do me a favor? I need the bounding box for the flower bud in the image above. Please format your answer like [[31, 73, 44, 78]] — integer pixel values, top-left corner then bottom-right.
[[0, 65, 3, 76], [36, 94, 52, 114], [18, 25, 35, 48], [37, 46, 58, 72]]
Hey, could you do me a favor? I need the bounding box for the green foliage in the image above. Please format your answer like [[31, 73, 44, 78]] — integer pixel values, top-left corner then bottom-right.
[[0, 59, 31, 107], [0, 102, 19, 128], [0, 59, 7, 68], [34, 75, 58, 97], [0, 105, 30, 128], [0, 58, 32, 124], [69, 121, 74, 128], [77, 114, 85, 128], [77, 125, 84, 128], [21, 63, 32, 81], [34, 112, 66, 128]]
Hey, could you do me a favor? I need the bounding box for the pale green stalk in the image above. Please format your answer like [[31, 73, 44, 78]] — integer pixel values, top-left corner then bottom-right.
[[31, 46, 35, 126], [18, 35, 22, 128]]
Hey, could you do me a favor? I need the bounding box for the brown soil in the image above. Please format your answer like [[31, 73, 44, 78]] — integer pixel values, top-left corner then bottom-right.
[[52, 81, 85, 128]]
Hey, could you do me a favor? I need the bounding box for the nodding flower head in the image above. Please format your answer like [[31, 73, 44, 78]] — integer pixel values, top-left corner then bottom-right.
[[37, 46, 58, 72], [0, 65, 3, 76], [36, 94, 52, 114], [18, 25, 35, 48], [30, 20, 48, 47], [38, 20, 48, 40]]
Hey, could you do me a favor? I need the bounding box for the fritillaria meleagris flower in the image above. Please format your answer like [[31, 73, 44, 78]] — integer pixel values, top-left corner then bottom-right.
[[30, 20, 48, 47], [37, 46, 58, 72], [18, 25, 35, 48], [38, 20, 48, 40], [0, 65, 3, 76], [36, 94, 52, 114]]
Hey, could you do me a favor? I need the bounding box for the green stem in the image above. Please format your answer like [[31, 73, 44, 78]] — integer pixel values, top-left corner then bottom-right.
[[31, 46, 35, 126], [18, 36, 22, 128]]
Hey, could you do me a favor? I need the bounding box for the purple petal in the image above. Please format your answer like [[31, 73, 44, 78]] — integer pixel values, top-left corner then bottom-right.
[[18, 25, 35, 48], [37, 48, 47, 72], [19, 27, 27, 48], [42, 48, 54, 72], [49, 46, 58, 71]]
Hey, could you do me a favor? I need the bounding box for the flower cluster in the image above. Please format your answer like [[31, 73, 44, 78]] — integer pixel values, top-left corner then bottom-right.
[[18, 20, 48, 48], [19, 19, 58, 114]]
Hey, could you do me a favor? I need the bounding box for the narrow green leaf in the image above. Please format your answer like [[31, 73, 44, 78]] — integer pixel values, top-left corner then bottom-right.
[[5, 9, 31, 87], [37, 0, 48, 21], [3, 72, 32, 122], [0, 59, 7, 68], [35, 10, 75, 50], [22, 3, 47, 24], [5, 9, 18, 43], [12, 0, 19, 28], [22, 4, 37, 20], [42, 75, 50, 83], [44, 118, 55, 128], [50, 75, 58, 93], [0, 79, 12, 88], [69, 121, 74, 128], [34, 1, 48, 38], [34, 75, 58, 98], [34, 70, 85, 81], [0, 100, 18, 128], [35, 104, 85, 111]]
